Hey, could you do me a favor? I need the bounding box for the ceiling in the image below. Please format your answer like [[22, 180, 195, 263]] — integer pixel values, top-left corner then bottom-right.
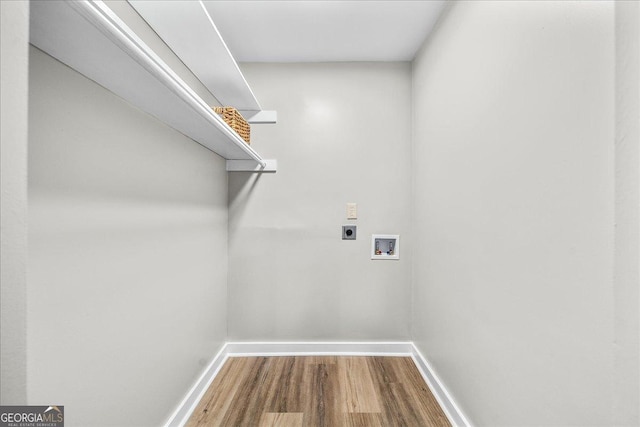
[[201, 1, 448, 62]]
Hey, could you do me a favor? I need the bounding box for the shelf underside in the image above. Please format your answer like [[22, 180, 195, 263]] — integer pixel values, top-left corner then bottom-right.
[[29, 0, 266, 163]]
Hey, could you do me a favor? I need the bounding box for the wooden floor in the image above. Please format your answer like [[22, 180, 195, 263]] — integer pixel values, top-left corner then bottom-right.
[[185, 356, 451, 427]]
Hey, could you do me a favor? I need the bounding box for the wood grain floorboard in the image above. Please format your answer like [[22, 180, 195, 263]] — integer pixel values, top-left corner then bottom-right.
[[265, 357, 305, 413], [342, 412, 385, 427], [303, 360, 341, 426], [219, 357, 271, 426], [184, 356, 250, 427], [258, 412, 304, 427], [367, 356, 408, 425], [186, 356, 451, 427], [338, 357, 381, 413], [394, 357, 451, 427]]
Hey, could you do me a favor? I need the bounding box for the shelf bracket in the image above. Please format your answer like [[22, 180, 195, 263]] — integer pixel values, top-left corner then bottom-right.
[[226, 159, 277, 173], [240, 110, 278, 124]]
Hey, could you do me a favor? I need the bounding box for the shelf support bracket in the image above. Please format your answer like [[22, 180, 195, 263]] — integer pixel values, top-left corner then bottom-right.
[[226, 159, 277, 173], [240, 110, 277, 124]]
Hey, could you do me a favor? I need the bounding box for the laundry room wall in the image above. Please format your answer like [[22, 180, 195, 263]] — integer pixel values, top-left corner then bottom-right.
[[228, 62, 413, 341], [613, 1, 640, 424], [412, 1, 617, 425], [0, 0, 29, 405], [26, 2, 230, 422]]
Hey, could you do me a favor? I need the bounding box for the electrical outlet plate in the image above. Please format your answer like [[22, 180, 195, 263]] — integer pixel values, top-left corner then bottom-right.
[[371, 234, 399, 259], [342, 225, 357, 240], [346, 203, 357, 220]]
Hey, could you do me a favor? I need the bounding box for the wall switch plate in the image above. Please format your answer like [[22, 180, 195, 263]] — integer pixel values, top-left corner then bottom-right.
[[346, 203, 357, 220], [342, 225, 357, 240]]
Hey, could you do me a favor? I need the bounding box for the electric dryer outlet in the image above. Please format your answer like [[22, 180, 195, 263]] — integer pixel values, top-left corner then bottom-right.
[[342, 225, 357, 240]]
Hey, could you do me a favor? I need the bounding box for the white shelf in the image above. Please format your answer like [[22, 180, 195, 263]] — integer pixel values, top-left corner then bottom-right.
[[29, 0, 274, 169], [128, 1, 277, 125], [128, 0, 260, 113]]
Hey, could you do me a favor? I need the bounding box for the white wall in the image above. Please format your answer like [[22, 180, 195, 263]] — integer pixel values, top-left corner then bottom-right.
[[614, 1, 640, 424], [0, 0, 29, 405], [412, 1, 616, 425], [28, 46, 229, 426], [228, 63, 412, 341]]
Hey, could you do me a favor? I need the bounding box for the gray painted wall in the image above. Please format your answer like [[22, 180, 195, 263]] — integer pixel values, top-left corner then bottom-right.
[[28, 47, 228, 426], [614, 1, 640, 424], [0, 0, 29, 405], [411, 1, 616, 425], [3, 1, 635, 425], [228, 63, 412, 341]]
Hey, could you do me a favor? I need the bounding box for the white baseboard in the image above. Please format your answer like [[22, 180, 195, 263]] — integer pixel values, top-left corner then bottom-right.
[[225, 341, 414, 356], [165, 341, 470, 427], [164, 343, 230, 427], [410, 344, 472, 427]]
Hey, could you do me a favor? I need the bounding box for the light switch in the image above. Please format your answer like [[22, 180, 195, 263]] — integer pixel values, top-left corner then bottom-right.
[[346, 203, 357, 220]]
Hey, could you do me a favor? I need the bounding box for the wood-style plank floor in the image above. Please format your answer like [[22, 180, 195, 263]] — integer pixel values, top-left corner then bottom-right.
[[185, 356, 451, 427]]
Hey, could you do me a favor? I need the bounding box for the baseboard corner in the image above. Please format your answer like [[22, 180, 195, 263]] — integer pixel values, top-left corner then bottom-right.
[[410, 343, 472, 427], [164, 343, 230, 427]]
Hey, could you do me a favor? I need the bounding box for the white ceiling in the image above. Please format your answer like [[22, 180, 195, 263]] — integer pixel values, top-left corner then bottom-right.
[[202, 1, 447, 62]]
